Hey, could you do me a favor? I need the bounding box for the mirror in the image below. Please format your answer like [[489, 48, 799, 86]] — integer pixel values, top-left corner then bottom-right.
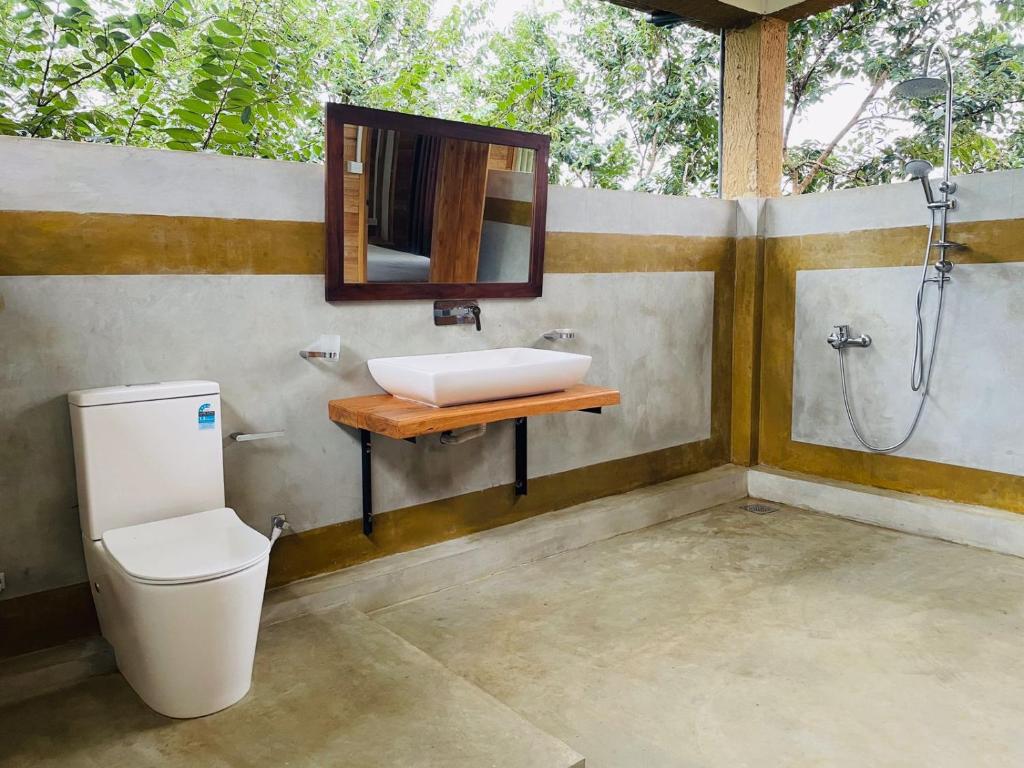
[[325, 104, 549, 301]]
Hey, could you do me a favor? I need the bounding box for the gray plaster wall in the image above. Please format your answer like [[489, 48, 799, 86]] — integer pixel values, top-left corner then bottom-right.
[[764, 167, 1024, 237], [0, 137, 728, 600], [792, 263, 1024, 474], [781, 169, 1024, 476]]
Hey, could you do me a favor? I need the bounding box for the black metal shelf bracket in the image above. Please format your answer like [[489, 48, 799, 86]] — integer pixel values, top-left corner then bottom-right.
[[515, 417, 528, 496], [360, 429, 373, 535], [358, 406, 604, 537]]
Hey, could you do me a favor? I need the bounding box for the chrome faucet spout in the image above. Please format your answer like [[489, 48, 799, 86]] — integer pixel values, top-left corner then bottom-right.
[[434, 300, 482, 331]]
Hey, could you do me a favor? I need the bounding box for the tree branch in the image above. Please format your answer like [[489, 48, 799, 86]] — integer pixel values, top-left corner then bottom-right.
[[793, 72, 888, 195], [35, 0, 176, 111], [202, 3, 258, 149]]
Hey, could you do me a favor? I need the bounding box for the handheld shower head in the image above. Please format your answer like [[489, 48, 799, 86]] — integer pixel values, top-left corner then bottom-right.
[[905, 159, 936, 204], [904, 159, 934, 180], [893, 76, 947, 100]]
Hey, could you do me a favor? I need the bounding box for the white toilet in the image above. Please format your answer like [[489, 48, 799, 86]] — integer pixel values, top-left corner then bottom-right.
[[68, 380, 271, 719]]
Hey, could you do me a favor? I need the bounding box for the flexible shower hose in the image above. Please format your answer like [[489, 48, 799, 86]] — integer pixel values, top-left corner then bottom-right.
[[836, 210, 947, 453]]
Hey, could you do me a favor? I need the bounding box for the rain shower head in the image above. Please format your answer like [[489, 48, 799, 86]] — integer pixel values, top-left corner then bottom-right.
[[904, 159, 934, 180], [893, 76, 948, 100], [895, 42, 956, 198]]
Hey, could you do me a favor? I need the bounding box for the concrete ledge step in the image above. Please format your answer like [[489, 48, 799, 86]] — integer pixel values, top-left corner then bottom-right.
[[749, 466, 1024, 558], [262, 464, 748, 626]]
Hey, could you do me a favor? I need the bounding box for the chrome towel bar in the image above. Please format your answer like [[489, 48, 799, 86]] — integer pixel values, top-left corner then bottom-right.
[[230, 431, 285, 442]]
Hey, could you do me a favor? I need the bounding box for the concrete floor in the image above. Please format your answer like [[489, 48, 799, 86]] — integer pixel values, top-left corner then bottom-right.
[[0, 605, 583, 768], [5, 498, 1024, 767], [373, 500, 1024, 768]]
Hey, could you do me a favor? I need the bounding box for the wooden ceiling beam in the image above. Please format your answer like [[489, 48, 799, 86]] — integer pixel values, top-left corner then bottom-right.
[[603, 0, 854, 31]]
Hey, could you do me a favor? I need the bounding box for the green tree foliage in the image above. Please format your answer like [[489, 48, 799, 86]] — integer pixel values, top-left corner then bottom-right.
[[0, 0, 721, 192], [785, 0, 1024, 193], [1, 0, 1023, 195], [0, 0, 488, 160]]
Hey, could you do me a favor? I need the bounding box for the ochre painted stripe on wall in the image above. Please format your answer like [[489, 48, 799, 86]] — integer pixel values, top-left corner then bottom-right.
[[730, 236, 764, 466], [0, 582, 99, 659], [765, 218, 1024, 271], [758, 217, 1024, 513], [0, 211, 324, 275], [483, 197, 533, 227], [0, 211, 732, 276], [545, 232, 733, 273]]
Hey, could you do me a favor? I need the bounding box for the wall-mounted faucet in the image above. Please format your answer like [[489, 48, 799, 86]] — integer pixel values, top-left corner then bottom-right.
[[434, 300, 481, 331], [827, 324, 872, 350]]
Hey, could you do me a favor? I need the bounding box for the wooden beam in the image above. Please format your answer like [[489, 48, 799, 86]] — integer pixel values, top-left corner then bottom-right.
[[429, 138, 490, 283], [720, 16, 787, 198], [602, 1, 853, 31], [769, 0, 856, 22], [342, 124, 367, 282]]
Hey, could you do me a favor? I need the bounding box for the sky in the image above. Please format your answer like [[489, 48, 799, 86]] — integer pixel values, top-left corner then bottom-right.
[[429, 0, 1012, 160]]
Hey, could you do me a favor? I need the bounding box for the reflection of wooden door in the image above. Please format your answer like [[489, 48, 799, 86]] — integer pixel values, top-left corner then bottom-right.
[[429, 138, 490, 283], [342, 125, 368, 282]]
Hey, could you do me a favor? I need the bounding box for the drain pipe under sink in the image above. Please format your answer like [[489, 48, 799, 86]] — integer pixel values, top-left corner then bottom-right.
[[439, 424, 487, 445]]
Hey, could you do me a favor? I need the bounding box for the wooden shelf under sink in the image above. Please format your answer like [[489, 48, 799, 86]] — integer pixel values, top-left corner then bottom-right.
[[329, 384, 621, 440]]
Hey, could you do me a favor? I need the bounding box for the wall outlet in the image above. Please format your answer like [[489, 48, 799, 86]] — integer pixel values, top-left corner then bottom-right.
[[0, 572, 5, 594]]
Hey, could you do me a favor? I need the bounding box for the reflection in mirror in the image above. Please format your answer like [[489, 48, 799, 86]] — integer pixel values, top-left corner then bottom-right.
[[342, 125, 536, 284]]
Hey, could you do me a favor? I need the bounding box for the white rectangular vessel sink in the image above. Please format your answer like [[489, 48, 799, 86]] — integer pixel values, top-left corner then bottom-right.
[[367, 347, 592, 407]]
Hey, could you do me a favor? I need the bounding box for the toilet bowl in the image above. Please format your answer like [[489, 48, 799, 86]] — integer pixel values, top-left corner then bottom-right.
[[85, 508, 270, 718], [69, 381, 272, 718]]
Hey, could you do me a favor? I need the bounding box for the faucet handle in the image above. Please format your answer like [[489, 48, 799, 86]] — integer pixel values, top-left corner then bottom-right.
[[827, 325, 850, 349], [470, 304, 481, 332], [827, 324, 871, 349]]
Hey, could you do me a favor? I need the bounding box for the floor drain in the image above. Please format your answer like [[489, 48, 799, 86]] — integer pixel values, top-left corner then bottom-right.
[[740, 502, 778, 515]]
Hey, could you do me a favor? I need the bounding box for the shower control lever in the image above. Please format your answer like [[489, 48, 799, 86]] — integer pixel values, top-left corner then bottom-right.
[[827, 325, 872, 350]]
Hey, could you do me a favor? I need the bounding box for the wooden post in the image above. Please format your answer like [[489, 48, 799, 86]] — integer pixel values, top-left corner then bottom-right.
[[721, 17, 788, 199]]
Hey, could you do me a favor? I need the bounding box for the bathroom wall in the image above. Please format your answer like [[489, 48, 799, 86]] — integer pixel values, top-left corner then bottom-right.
[[478, 170, 533, 282], [0, 137, 736, 655], [758, 168, 1024, 511], [5, 133, 1023, 658]]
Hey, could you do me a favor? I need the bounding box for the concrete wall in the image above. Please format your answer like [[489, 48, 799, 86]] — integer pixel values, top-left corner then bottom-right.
[[0, 137, 736, 603], [479, 170, 532, 282], [793, 263, 1024, 475], [759, 168, 1024, 510]]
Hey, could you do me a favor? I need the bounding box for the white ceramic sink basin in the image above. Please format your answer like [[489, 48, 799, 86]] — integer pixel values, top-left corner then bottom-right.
[[367, 347, 592, 407]]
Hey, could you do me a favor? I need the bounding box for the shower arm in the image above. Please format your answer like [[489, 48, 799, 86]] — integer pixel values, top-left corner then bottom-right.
[[923, 42, 955, 246], [923, 43, 955, 194]]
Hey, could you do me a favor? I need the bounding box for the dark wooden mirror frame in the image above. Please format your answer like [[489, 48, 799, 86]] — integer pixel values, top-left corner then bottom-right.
[[324, 103, 550, 302]]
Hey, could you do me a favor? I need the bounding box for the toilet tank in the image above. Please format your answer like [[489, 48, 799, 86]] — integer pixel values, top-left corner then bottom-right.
[[69, 381, 225, 540]]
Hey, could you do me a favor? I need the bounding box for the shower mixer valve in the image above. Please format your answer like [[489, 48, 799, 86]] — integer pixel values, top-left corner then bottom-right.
[[827, 325, 872, 350]]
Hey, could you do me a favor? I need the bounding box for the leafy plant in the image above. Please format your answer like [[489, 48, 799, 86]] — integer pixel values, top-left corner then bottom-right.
[[784, 0, 1024, 193], [1, 0, 1023, 195]]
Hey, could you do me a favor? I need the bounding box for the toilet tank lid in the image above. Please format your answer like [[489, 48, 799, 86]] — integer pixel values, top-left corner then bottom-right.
[[69, 380, 219, 407]]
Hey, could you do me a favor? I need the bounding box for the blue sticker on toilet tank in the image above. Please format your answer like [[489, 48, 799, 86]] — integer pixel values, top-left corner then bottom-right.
[[198, 403, 216, 430]]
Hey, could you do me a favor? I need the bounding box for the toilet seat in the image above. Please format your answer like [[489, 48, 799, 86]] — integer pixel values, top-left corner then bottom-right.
[[102, 507, 271, 585]]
